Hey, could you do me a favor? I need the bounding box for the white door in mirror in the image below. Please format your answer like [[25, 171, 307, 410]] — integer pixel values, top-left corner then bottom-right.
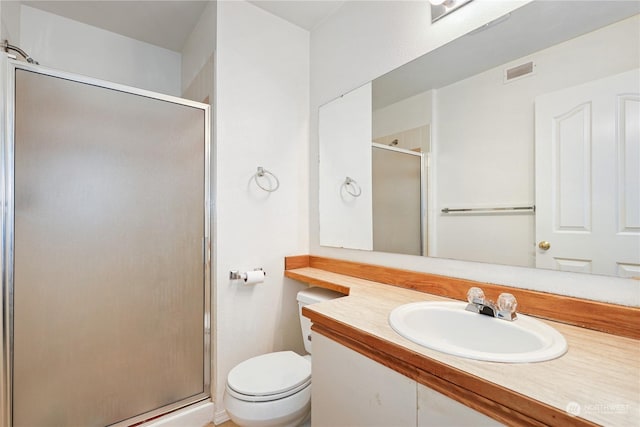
[[535, 69, 640, 277]]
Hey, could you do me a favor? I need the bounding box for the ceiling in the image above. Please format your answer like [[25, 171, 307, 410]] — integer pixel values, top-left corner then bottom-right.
[[21, 0, 345, 52], [248, 1, 344, 31]]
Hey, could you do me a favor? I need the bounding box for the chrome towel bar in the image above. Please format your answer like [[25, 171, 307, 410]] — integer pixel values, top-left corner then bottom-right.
[[441, 205, 535, 214]]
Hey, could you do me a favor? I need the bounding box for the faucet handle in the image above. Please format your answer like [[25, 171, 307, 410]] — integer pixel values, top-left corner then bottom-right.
[[497, 293, 518, 320], [467, 287, 485, 304]]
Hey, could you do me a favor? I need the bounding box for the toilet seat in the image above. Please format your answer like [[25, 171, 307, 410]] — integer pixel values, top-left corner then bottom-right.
[[226, 351, 311, 402]]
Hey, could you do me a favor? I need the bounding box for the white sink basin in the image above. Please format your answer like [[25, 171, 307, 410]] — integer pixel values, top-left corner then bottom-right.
[[389, 301, 567, 363]]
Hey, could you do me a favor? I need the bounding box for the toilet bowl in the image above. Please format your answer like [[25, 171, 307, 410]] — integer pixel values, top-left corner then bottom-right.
[[223, 287, 343, 427], [224, 351, 311, 427]]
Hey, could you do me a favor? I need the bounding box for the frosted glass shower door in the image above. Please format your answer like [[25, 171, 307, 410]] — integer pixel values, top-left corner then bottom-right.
[[372, 145, 423, 256], [10, 68, 209, 426]]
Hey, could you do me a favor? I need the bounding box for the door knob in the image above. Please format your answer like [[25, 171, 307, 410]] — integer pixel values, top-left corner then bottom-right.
[[538, 241, 551, 251]]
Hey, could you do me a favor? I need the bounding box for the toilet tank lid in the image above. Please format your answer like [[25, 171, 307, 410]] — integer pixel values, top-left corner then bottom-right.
[[227, 351, 311, 397], [297, 287, 344, 305]]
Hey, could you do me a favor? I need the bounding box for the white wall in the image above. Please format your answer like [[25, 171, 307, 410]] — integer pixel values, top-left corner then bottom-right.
[[19, 5, 181, 96], [181, 0, 216, 94], [434, 15, 640, 269], [0, 1, 21, 45], [309, 0, 639, 306], [214, 0, 309, 419], [373, 90, 433, 140]]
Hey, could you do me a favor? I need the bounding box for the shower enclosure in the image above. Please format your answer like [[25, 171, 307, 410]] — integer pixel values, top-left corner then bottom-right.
[[1, 56, 211, 426], [372, 143, 425, 256]]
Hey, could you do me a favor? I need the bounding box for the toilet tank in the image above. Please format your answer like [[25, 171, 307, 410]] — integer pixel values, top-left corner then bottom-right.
[[297, 287, 344, 354]]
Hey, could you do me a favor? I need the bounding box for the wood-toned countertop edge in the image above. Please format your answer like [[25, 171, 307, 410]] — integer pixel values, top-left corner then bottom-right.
[[284, 255, 640, 340]]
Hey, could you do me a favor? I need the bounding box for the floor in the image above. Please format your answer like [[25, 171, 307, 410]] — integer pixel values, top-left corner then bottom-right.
[[211, 421, 238, 427]]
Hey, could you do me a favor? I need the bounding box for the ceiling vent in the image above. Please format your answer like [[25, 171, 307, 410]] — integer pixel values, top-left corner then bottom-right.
[[504, 61, 535, 83]]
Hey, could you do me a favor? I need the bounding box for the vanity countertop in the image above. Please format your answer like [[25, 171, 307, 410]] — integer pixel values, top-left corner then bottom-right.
[[286, 265, 640, 427]]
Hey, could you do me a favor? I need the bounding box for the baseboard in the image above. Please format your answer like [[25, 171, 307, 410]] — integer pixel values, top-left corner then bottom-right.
[[213, 408, 230, 425]]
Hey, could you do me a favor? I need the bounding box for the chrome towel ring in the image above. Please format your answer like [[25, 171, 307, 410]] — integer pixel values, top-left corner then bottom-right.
[[343, 176, 362, 197], [254, 166, 280, 192]]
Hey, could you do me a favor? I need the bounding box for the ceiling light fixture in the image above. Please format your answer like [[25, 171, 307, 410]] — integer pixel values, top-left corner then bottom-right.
[[430, 0, 474, 23]]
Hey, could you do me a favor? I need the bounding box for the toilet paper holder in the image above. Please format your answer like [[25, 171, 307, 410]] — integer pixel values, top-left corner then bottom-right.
[[229, 268, 265, 281]]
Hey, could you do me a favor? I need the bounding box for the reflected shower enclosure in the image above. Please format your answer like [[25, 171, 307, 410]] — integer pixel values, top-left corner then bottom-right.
[[1, 57, 211, 426], [372, 144, 425, 256]]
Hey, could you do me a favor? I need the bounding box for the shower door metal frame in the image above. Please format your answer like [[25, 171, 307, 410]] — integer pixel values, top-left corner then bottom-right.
[[0, 54, 212, 427], [371, 143, 426, 256]]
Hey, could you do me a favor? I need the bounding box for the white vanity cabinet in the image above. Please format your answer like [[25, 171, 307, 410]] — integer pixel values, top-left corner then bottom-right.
[[417, 384, 503, 426], [311, 332, 504, 427], [311, 333, 416, 426]]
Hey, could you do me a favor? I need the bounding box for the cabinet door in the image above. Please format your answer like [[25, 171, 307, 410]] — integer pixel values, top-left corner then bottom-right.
[[311, 333, 417, 426], [417, 383, 504, 426]]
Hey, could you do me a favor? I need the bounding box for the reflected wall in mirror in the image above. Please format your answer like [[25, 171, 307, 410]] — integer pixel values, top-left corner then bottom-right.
[[319, 83, 373, 250], [318, 1, 640, 277]]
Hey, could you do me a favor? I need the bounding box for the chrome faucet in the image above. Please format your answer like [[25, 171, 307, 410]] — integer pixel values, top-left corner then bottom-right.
[[465, 287, 518, 321]]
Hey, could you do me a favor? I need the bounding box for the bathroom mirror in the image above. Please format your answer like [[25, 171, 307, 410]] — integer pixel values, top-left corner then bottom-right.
[[319, 1, 640, 277]]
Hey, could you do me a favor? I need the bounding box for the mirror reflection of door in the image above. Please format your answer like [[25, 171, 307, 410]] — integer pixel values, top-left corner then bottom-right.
[[535, 69, 640, 277]]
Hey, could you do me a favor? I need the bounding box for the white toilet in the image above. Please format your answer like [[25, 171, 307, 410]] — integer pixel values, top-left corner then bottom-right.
[[223, 287, 343, 427]]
